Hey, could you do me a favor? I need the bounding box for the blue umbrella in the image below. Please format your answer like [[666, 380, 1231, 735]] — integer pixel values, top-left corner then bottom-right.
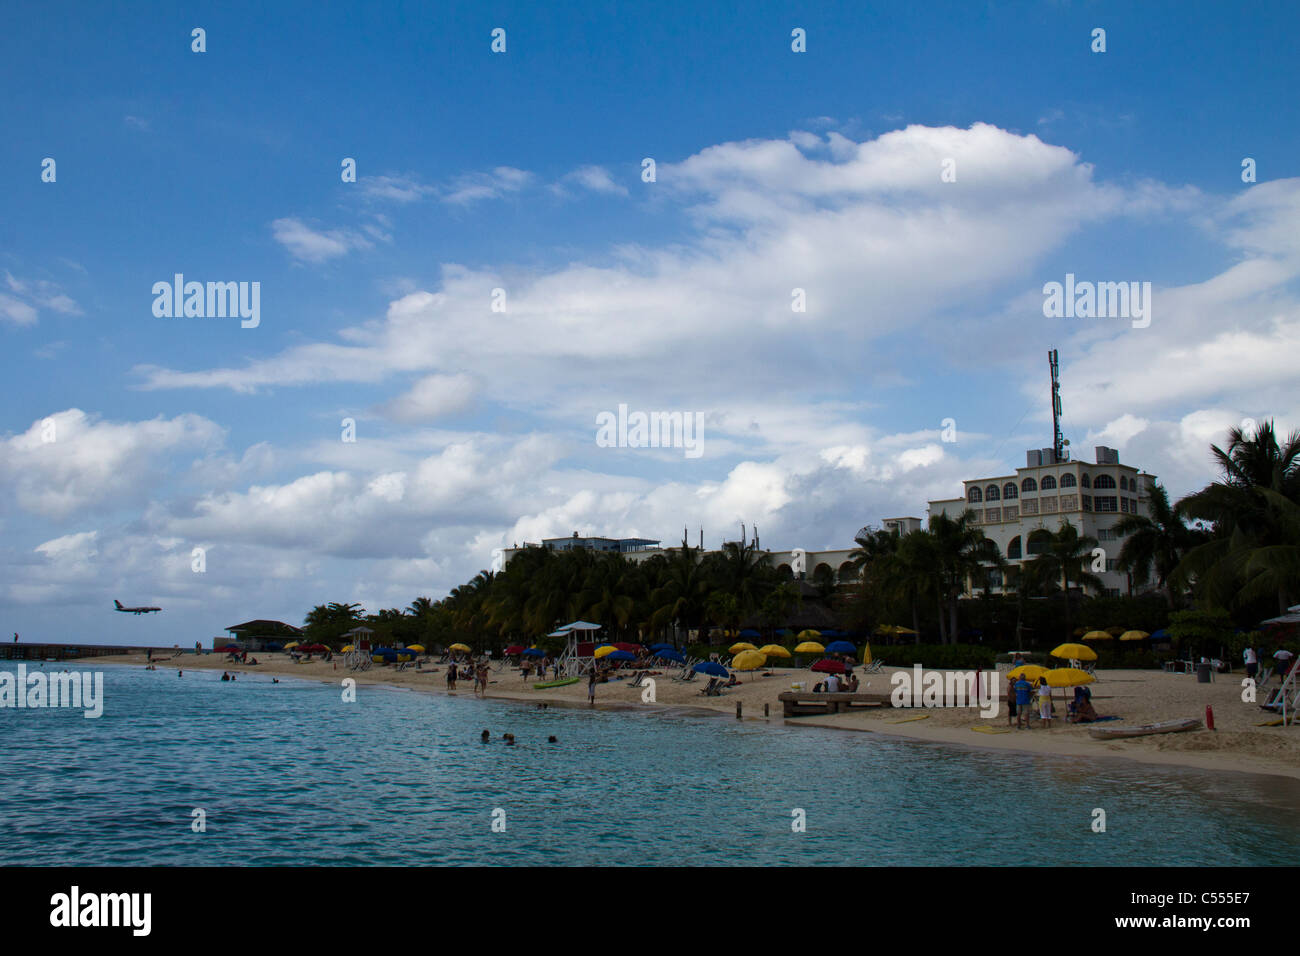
[[649, 643, 674, 652], [604, 650, 636, 662], [522, 648, 545, 657], [654, 649, 686, 663], [694, 661, 729, 678], [820, 629, 841, 638], [825, 640, 856, 654], [739, 628, 761, 638], [1150, 629, 1169, 641]]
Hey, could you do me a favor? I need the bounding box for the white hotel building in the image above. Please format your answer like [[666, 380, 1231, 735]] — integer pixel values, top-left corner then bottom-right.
[[928, 445, 1156, 597]]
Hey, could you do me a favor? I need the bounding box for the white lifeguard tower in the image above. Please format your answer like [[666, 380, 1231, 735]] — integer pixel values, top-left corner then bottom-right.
[[342, 626, 375, 670], [551, 621, 603, 676]]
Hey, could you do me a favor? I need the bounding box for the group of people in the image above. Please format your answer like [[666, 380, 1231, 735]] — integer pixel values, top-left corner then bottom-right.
[[1007, 673, 1102, 728], [444, 658, 491, 696], [812, 670, 860, 694]]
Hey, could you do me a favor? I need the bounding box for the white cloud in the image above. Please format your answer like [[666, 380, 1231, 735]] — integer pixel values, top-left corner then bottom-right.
[[271, 217, 374, 263]]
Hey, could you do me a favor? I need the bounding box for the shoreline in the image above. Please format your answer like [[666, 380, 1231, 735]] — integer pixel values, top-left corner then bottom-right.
[[92, 653, 1300, 783]]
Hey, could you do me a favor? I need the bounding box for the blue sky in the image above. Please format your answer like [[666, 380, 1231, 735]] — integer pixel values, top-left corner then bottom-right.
[[2, 0, 1298, 645]]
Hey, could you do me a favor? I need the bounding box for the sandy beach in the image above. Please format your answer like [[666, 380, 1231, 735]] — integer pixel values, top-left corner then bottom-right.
[[106, 651, 1300, 781]]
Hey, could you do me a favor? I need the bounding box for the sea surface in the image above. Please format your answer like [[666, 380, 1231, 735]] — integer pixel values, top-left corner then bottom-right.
[[2, 662, 1299, 866]]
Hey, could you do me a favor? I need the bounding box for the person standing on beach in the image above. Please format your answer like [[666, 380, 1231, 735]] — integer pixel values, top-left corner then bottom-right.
[[587, 666, 597, 706], [1037, 678, 1053, 729], [1006, 674, 1018, 727], [1014, 676, 1032, 728], [446, 664, 457, 692], [1244, 645, 1258, 680]]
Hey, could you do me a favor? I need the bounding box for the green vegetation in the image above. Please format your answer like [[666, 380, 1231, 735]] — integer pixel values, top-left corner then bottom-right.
[[301, 422, 1298, 660]]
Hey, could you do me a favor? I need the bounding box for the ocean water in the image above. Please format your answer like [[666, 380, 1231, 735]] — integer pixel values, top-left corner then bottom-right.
[[2, 662, 1299, 866]]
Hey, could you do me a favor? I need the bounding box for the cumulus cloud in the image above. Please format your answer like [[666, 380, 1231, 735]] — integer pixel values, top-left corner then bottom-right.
[[0, 410, 225, 519]]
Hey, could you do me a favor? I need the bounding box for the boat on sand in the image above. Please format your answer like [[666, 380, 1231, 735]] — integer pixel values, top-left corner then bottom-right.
[[1088, 717, 1202, 740]]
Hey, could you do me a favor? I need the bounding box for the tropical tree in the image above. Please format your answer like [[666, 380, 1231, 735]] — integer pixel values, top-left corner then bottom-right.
[[1114, 482, 1206, 606], [1024, 519, 1103, 640]]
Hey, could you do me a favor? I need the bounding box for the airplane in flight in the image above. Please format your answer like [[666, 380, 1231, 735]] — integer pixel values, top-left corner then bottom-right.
[[114, 600, 161, 615]]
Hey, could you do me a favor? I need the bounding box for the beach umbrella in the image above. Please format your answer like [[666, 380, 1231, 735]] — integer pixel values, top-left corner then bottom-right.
[[522, 647, 545, 657], [594, 645, 617, 658], [793, 641, 825, 654], [405, 644, 425, 653], [649, 643, 674, 652], [1043, 667, 1095, 688], [613, 642, 641, 653], [1050, 643, 1098, 662], [1150, 629, 1170, 641], [810, 658, 846, 674], [449, 643, 471, 653], [694, 661, 729, 678], [504, 645, 525, 655], [796, 629, 822, 641], [875, 624, 917, 636], [739, 629, 762, 638], [604, 650, 636, 662], [1007, 664, 1050, 681], [730, 650, 766, 682], [340, 644, 355, 653], [654, 649, 686, 663], [729, 641, 758, 654], [1082, 630, 1113, 641], [283, 641, 300, 649], [758, 644, 792, 659], [825, 640, 856, 655], [1120, 630, 1150, 642]]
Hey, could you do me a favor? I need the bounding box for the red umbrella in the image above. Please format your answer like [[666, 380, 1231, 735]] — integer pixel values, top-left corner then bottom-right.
[[810, 658, 846, 674], [504, 645, 525, 655], [613, 643, 641, 653], [298, 643, 328, 653]]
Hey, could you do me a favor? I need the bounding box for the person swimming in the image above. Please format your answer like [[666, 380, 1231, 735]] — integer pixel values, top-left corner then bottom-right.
[[481, 730, 490, 742], [547, 735, 557, 743]]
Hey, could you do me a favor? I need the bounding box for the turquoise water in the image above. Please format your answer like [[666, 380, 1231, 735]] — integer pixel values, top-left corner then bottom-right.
[[2, 662, 1299, 866]]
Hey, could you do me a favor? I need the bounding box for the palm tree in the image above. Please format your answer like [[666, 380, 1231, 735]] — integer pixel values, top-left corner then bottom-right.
[[874, 529, 940, 642], [1176, 420, 1300, 614], [1114, 482, 1205, 605], [1027, 519, 1103, 640], [929, 510, 995, 644]]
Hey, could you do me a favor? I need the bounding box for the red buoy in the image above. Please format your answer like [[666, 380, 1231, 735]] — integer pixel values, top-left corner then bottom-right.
[[1206, 704, 1215, 731]]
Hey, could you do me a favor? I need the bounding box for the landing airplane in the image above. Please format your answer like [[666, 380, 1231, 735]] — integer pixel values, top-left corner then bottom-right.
[[114, 600, 161, 615]]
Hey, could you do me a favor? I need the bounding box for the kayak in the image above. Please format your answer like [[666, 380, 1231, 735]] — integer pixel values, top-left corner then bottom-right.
[[1088, 717, 1202, 740], [534, 677, 580, 690]]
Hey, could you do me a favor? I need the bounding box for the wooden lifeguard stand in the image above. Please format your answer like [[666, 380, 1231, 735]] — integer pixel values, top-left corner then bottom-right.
[[342, 625, 375, 670]]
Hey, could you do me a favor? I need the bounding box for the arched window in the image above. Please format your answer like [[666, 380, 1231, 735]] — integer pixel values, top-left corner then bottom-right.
[[1041, 475, 1057, 490], [968, 486, 982, 503], [1003, 482, 1018, 500], [1007, 536, 1022, 559], [985, 484, 1000, 501], [1060, 473, 1077, 488], [1119, 476, 1128, 491], [1027, 529, 1052, 556], [1095, 474, 1116, 489], [1021, 477, 1037, 493], [1080, 474, 1092, 488]]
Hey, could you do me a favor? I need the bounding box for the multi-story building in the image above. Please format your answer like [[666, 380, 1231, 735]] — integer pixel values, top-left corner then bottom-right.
[[928, 445, 1156, 597]]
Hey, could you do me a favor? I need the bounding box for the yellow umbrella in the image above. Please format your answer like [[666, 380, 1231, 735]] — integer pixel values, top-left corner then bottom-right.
[[796, 629, 822, 641], [794, 641, 825, 654], [594, 645, 617, 658], [876, 624, 918, 635], [1043, 667, 1095, 688], [758, 644, 792, 659], [1120, 630, 1150, 642], [1050, 643, 1098, 662], [340, 644, 355, 653], [731, 650, 767, 671], [405, 644, 425, 652], [283, 641, 300, 649], [1082, 630, 1113, 641], [729, 641, 758, 654], [1007, 664, 1050, 681], [449, 643, 471, 653]]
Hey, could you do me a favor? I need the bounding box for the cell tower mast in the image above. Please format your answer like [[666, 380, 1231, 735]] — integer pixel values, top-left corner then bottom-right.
[[1048, 348, 1066, 462]]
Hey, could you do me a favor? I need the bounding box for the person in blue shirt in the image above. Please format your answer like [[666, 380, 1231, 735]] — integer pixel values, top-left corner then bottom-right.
[[1014, 678, 1034, 728]]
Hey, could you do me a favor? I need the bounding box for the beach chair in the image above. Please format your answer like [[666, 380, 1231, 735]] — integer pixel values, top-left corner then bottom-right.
[[862, 658, 884, 674]]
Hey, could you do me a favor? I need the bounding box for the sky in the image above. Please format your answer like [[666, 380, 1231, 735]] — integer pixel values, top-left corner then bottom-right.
[[2, 0, 1298, 645]]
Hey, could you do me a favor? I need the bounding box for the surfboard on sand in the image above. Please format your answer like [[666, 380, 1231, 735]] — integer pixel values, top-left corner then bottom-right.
[[534, 677, 580, 690]]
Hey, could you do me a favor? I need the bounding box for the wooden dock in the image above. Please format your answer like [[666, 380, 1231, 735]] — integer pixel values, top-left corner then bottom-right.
[[778, 691, 892, 717], [0, 642, 143, 662]]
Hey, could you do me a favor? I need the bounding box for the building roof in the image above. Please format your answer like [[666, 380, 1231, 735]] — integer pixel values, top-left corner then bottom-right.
[[226, 620, 303, 635]]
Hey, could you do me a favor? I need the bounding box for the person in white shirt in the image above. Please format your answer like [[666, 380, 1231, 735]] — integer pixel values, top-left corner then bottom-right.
[[825, 673, 841, 693], [1244, 646, 1258, 680]]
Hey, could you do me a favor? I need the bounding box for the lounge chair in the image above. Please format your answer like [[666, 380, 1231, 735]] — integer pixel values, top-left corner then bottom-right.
[[861, 658, 884, 674]]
